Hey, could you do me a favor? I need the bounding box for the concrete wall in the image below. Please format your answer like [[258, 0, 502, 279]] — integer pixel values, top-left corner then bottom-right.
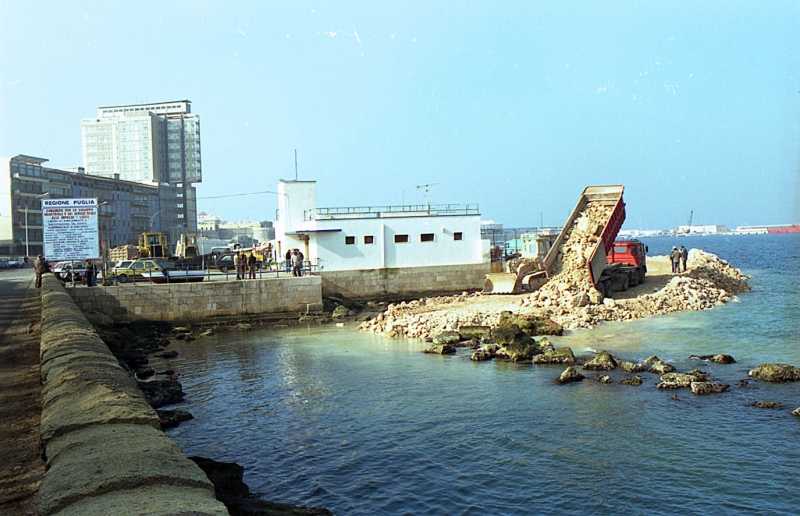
[[66, 276, 324, 322], [38, 275, 228, 515], [319, 263, 489, 300]]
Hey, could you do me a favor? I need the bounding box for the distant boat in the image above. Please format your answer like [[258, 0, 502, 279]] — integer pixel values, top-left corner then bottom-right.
[[140, 270, 205, 284], [767, 224, 800, 234]]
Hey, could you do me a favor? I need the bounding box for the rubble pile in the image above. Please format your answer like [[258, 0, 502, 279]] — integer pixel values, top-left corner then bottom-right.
[[358, 248, 750, 339]]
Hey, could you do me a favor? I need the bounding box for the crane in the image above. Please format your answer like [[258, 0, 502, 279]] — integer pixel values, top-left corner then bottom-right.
[[416, 183, 439, 209]]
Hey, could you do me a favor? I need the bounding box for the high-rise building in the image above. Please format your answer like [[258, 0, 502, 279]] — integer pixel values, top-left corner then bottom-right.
[[81, 100, 200, 237]]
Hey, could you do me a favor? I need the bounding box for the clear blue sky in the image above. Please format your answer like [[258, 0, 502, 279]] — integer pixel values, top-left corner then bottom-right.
[[2, 1, 799, 229]]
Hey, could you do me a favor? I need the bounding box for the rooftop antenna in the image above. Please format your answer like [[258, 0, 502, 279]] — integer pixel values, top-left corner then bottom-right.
[[416, 182, 439, 209], [294, 149, 298, 181]]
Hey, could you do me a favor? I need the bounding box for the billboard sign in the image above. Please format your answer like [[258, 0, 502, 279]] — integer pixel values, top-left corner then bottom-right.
[[42, 198, 100, 261]]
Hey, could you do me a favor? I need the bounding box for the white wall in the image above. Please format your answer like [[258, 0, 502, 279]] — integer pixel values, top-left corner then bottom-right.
[[0, 158, 12, 243], [309, 215, 483, 272]]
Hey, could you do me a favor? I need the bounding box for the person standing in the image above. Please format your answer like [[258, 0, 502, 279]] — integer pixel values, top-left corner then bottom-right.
[[670, 246, 682, 273], [248, 253, 257, 279], [233, 252, 241, 280], [291, 249, 303, 277], [679, 245, 688, 272], [34, 254, 47, 288]]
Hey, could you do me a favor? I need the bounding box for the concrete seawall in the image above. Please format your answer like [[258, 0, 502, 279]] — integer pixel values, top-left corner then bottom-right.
[[66, 275, 324, 322], [38, 275, 228, 515]]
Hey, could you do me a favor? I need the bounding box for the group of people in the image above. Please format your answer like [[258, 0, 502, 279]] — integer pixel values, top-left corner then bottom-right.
[[232, 251, 259, 280], [670, 245, 688, 273], [286, 248, 304, 277]]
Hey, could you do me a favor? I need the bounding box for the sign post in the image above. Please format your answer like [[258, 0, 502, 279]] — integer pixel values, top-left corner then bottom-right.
[[42, 198, 100, 286]]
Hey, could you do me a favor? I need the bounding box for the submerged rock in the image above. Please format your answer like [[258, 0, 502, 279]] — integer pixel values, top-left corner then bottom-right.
[[648, 360, 676, 375], [432, 331, 461, 346], [620, 375, 643, 386], [690, 382, 729, 395], [582, 350, 617, 371], [748, 364, 800, 383], [423, 343, 456, 355], [596, 374, 613, 384], [657, 371, 710, 389], [532, 346, 576, 365], [690, 353, 736, 364], [157, 409, 194, 429], [618, 361, 647, 373], [754, 401, 782, 409], [557, 366, 585, 385], [138, 379, 185, 408]]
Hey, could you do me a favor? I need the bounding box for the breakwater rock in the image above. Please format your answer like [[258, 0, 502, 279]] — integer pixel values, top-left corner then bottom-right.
[[359, 249, 750, 338]]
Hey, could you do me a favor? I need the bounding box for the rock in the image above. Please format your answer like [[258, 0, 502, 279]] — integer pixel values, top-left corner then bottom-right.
[[557, 366, 585, 385], [648, 360, 676, 375], [332, 305, 354, 318], [470, 348, 494, 361], [738, 380, 749, 387], [748, 364, 800, 383], [190, 456, 334, 516], [532, 347, 575, 365], [620, 375, 643, 386], [496, 311, 563, 336], [618, 361, 647, 373], [596, 374, 613, 384], [155, 350, 179, 359], [644, 355, 661, 365], [690, 382, 729, 395], [137, 379, 185, 408], [157, 409, 194, 429], [173, 326, 190, 333], [200, 329, 215, 337], [534, 337, 556, 354], [792, 408, 800, 417], [582, 350, 617, 371], [754, 401, 782, 409], [657, 371, 709, 389], [458, 325, 491, 341], [495, 333, 545, 362], [490, 324, 523, 346], [422, 344, 456, 355], [433, 331, 462, 346], [135, 365, 155, 380], [690, 353, 736, 364]]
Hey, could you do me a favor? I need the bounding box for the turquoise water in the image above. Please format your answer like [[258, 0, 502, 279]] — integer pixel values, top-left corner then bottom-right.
[[166, 234, 800, 515]]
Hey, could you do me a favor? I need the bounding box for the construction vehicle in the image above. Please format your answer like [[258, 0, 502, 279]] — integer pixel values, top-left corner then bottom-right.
[[174, 233, 200, 260], [138, 232, 170, 258], [483, 185, 646, 298], [483, 233, 558, 294]]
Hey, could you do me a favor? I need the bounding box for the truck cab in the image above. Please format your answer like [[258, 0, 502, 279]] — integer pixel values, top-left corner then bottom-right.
[[607, 240, 647, 268]]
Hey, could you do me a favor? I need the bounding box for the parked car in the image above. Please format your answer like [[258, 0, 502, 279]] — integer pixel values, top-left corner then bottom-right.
[[214, 254, 262, 273], [0, 258, 9, 269], [52, 261, 92, 282], [111, 259, 163, 283], [7, 257, 23, 268]]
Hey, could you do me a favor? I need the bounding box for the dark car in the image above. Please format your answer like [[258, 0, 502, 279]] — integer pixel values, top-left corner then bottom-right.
[[214, 254, 262, 273]]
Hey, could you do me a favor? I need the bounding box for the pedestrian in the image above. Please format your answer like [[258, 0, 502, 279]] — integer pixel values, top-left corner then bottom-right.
[[84, 259, 97, 287], [680, 245, 688, 272], [670, 246, 682, 273], [233, 251, 241, 280], [248, 252, 257, 279], [291, 249, 303, 277], [34, 254, 47, 288], [239, 251, 247, 280]]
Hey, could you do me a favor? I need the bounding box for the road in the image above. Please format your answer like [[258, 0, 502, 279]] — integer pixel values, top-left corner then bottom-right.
[[0, 267, 44, 515]]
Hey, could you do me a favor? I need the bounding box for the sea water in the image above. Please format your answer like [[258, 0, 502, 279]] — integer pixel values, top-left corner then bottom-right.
[[166, 234, 800, 515]]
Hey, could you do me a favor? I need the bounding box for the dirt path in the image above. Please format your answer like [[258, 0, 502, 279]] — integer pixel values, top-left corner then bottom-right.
[[613, 255, 675, 300], [0, 271, 45, 515]]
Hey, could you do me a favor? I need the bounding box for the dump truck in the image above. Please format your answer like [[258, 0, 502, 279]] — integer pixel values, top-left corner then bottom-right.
[[483, 185, 646, 297]]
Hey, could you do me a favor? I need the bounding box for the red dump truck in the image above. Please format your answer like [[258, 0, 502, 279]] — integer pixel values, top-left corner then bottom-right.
[[483, 185, 647, 297], [541, 185, 646, 298]]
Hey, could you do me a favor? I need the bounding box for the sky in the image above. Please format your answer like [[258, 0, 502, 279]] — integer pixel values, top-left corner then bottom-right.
[[1, 1, 799, 230]]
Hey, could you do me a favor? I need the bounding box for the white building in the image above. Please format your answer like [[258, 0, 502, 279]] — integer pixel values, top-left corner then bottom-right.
[[275, 180, 488, 299]]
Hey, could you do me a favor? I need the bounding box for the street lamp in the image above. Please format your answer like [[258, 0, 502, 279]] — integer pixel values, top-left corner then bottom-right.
[[21, 192, 49, 258]]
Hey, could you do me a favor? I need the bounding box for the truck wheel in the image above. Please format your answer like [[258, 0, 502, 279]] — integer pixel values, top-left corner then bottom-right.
[[620, 274, 629, 292], [628, 271, 638, 288], [117, 274, 128, 284], [601, 280, 612, 299], [638, 268, 646, 284]]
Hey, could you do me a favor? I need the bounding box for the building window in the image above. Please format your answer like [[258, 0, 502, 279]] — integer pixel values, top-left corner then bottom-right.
[[345, 236, 356, 245], [394, 234, 409, 243], [420, 233, 435, 242], [454, 232, 463, 241], [364, 235, 374, 244]]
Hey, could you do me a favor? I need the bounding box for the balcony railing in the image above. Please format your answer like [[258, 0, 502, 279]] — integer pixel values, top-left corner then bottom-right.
[[307, 203, 479, 221]]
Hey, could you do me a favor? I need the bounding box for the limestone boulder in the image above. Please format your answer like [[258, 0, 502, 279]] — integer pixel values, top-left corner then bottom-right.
[[620, 375, 643, 386], [618, 361, 647, 373], [648, 360, 676, 375], [557, 366, 585, 385], [458, 325, 491, 341], [423, 344, 456, 355], [532, 346, 575, 365], [754, 401, 782, 409], [748, 363, 800, 383], [690, 382, 729, 395], [433, 331, 462, 346], [582, 350, 617, 371], [690, 353, 736, 364]]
